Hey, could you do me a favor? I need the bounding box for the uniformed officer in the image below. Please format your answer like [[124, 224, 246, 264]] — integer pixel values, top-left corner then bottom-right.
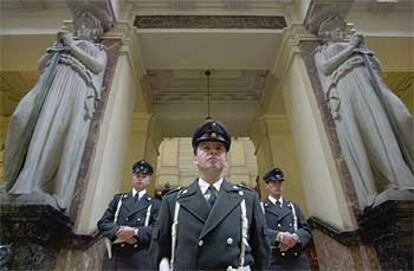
[[150, 118, 270, 270], [97, 159, 161, 270], [261, 167, 312, 270]]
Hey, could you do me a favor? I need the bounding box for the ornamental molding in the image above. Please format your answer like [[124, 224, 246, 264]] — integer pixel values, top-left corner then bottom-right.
[[146, 69, 268, 104], [272, 23, 316, 81], [128, 0, 293, 14], [133, 15, 287, 29]]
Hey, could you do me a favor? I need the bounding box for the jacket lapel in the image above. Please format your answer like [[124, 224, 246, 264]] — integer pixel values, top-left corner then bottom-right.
[[127, 193, 151, 217], [122, 191, 135, 214], [178, 179, 210, 223], [277, 200, 292, 222], [199, 180, 242, 240], [263, 198, 279, 217]]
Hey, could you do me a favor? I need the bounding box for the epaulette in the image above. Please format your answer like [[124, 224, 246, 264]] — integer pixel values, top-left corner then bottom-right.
[[164, 186, 183, 197], [236, 183, 254, 192], [114, 192, 126, 198]]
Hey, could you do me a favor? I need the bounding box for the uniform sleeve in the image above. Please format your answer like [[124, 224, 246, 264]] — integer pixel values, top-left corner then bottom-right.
[[97, 195, 121, 241], [266, 228, 279, 247], [294, 204, 312, 249], [149, 195, 173, 269], [250, 193, 271, 270], [137, 199, 161, 247]]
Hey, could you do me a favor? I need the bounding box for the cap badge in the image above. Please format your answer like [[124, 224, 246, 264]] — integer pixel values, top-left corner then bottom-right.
[[211, 132, 217, 138]]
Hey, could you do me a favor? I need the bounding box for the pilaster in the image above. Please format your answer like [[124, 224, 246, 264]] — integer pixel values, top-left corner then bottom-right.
[[250, 117, 274, 185], [123, 113, 163, 192], [250, 115, 307, 211], [297, 1, 410, 269], [156, 138, 180, 187]]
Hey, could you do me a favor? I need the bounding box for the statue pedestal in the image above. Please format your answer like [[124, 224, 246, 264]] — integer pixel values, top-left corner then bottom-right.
[[360, 190, 414, 270], [0, 198, 72, 270], [0, 192, 104, 270]]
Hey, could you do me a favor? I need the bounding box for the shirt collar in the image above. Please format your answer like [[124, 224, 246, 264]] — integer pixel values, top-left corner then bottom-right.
[[268, 195, 283, 206], [198, 177, 223, 195], [132, 188, 147, 200]]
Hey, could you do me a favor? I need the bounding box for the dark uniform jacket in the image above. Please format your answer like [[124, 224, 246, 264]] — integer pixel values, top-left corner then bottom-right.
[[97, 191, 161, 270], [150, 179, 270, 270], [262, 197, 311, 270]]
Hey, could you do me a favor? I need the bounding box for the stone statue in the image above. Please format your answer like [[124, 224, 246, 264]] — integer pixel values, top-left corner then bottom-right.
[[3, 12, 107, 211], [314, 15, 414, 208]]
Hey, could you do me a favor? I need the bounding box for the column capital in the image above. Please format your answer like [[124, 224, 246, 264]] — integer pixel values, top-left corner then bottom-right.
[[250, 115, 290, 151], [98, 21, 149, 113], [262, 115, 290, 134], [104, 22, 148, 107], [132, 113, 163, 154], [271, 23, 316, 81], [250, 117, 269, 151]]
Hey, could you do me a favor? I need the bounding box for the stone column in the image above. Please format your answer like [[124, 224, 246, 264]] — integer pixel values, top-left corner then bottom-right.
[[0, 1, 124, 270], [301, 1, 413, 269], [64, 34, 161, 263], [156, 138, 180, 187], [251, 117, 275, 197], [251, 115, 307, 211], [122, 113, 163, 192], [254, 0, 382, 267], [228, 139, 251, 186]]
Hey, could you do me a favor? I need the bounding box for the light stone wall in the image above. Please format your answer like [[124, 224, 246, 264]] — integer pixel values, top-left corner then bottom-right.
[[252, 116, 309, 215], [121, 113, 162, 193], [280, 53, 355, 231], [76, 54, 137, 234]]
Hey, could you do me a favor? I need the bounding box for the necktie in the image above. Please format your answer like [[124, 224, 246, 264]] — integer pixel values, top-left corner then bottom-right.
[[207, 185, 217, 207], [276, 200, 281, 208], [134, 193, 139, 203]]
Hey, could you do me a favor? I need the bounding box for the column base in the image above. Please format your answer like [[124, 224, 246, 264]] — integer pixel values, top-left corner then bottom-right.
[[0, 193, 103, 270], [360, 191, 414, 270]]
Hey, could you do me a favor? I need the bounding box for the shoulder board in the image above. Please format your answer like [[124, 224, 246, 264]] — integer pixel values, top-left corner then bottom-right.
[[164, 186, 183, 196], [236, 183, 254, 192], [114, 193, 126, 198]]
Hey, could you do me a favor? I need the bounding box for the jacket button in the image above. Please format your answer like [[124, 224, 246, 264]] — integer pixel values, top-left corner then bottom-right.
[[294, 252, 298, 256], [134, 244, 138, 248], [277, 224, 281, 227], [226, 238, 233, 245], [125, 218, 129, 221], [137, 218, 141, 221], [281, 252, 285, 256], [121, 244, 125, 247], [289, 223, 292, 227], [198, 240, 204, 247]]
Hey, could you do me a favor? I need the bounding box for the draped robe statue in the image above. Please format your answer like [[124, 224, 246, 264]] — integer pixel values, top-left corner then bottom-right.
[[314, 16, 414, 208], [3, 12, 107, 211]]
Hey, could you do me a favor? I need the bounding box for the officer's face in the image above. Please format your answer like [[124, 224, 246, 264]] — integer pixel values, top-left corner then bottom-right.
[[265, 180, 283, 198], [131, 172, 150, 192], [194, 141, 228, 172]]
